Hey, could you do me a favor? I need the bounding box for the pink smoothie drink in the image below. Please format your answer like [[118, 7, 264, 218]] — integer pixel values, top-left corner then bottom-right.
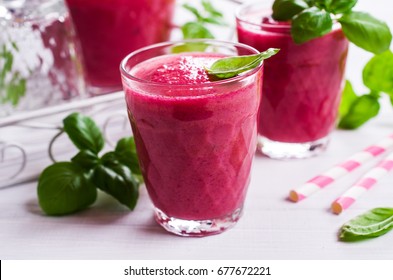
[[236, 3, 349, 158], [121, 41, 262, 236], [65, 0, 175, 94]]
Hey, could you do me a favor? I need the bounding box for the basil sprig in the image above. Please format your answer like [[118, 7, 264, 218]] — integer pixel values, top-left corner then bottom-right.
[[339, 208, 393, 241], [206, 48, 279, 79], [339, 50, 393, 129], [37, 113, 143, 216], [291, 7, 333, 44], [173, 0, 225, 53], [272, 0, 309, 21], [272, 0, 392, 54]]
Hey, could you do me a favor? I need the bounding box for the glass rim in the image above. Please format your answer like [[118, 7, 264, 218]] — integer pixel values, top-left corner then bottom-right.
[[120, 39, 263, 88], [236, 1, 341, 31], [235, 1, 282, 30]]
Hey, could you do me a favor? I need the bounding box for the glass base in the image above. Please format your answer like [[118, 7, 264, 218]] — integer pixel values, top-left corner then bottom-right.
[[154, 207, 243, 237], [257, 135, 329, 159], [87, 84, 122, 96]]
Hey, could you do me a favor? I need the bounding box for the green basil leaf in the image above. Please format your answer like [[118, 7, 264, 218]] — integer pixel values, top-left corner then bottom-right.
[[338, 94, 380, 129], [202, 0, 223, 18], [291, 7, 333, 44], [71, 150, 100, 170], [3, 50, 13, 73], [201, 17, 226, 26], [327, 0, 358, 14], [340, 208, 393, 241], [171, 42, 209, 54], [338, 80, 357, 119], [92, 152, 139, 210], [313, 0, 329, 10], [206, 48, 279, 79], [183, 4, 204, 22], [37, 162, 97, 215], [315, 0, 357, 14], [114, 137, 143, 183], [183, 2, 225, 26], [63, 113, 105, 154], [363, 51, 393, 95], [338, 11, 392, 54], [272, 0, 309, 21], [11, 41, 19, 51], [6, 75, 26, 106], [181, 22, 214, 39]]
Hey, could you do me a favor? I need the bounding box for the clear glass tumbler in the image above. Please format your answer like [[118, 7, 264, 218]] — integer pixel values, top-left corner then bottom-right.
[[120, 40, 262, 237], [236, 1, 349, 159], [0, 0, 86, 118], [65, 0, 176, 95]]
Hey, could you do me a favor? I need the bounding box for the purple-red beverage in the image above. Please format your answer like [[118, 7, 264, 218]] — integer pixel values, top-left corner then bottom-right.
[[121, 40, 262, 237], [236, 2, 349, 159], [66, 0, 175, 94]]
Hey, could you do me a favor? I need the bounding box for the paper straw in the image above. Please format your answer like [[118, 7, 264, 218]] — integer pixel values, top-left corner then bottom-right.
[[331, 152, 393, 214], [289, 134, 393, 202]]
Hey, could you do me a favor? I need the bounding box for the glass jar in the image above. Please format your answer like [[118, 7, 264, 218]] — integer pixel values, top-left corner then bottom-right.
[[0, 0, 86, 118]]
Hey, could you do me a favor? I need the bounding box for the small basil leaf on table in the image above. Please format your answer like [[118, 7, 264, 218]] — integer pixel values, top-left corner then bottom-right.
[[291, 7, 333, 44], [338, 12, 392, 54], [63, 112, 105, 154], [339, 208, 393, 241], [92, 152, 139, 210], [272, 0, 309, 21], [338, 94, 380, 129], [37, 162, 97, 215], [206, 48, 279, 79]]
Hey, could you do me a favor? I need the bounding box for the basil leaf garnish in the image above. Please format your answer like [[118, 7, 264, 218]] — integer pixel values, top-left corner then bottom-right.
[[338, 11, 392, 54], [291, 7, 333, 44], [206, 48, 279, 79]]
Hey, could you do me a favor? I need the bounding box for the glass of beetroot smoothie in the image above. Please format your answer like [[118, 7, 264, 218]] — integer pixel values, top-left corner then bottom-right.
[[65, 0, 175, 95], [120, 40, 263, 237], [236, 1, 349, 159]]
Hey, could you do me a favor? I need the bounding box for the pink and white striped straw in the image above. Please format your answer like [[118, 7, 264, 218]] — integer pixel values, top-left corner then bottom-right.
[[331, 152, 393, 214], [289, 134, 393, 202]]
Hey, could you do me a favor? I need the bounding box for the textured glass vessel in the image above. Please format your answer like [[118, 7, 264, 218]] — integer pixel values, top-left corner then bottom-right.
[[65, 0, 175, 95], [0, 0, 85, 117], [121, 40, 262, 237], [236, 1, 349, 159]]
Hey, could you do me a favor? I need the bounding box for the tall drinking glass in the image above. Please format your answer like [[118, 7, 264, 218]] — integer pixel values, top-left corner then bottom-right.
[[66, 0, 175, 95], [0, 0, 85, 117], [120, 40, 262, 237], [236, 1, 349, 159]]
